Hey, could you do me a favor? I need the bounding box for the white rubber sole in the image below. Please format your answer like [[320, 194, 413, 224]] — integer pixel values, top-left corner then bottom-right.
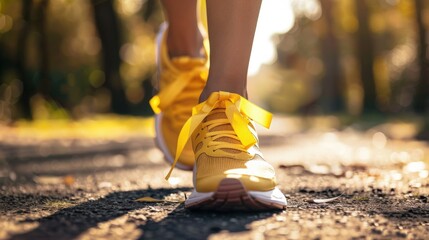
[[185, 178, 287, 211]]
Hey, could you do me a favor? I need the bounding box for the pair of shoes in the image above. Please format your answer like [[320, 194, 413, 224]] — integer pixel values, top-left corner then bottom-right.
[[151, 24, 287, 211]]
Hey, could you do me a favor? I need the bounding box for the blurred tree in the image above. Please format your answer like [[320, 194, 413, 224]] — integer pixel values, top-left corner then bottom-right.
[[35, 0, 51, 99], [413, 0, 429, 114], [319, 0, 344, 113], [355, 0, 378, 113], [16, 0, 34, 119], [15, 0, 61, 119], [91, 0, 129, 114]]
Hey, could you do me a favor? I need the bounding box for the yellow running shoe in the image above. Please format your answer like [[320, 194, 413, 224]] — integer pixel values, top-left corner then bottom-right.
[[150, 23, 209, 171], [167, 91, 287, 211]]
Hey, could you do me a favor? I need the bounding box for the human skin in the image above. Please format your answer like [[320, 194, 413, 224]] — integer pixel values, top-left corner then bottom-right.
[[160, 0, 262, 102]]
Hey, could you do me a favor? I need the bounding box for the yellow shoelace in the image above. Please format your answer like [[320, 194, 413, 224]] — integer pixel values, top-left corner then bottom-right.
[[199, 108, 248, 153], [165, 91, 273, 180], [150, 66, 208, 117]]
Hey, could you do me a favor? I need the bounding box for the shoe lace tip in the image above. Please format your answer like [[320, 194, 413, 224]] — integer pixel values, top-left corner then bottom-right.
[[149, 96, 161, 114], [165, 165, 175, 181]]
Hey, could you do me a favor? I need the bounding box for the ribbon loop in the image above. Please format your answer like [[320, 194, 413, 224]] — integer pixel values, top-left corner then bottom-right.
[[150, 67, 207, 114]]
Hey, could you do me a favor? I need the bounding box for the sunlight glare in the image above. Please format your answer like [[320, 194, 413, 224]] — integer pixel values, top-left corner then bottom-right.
[[419, 170, 429, 178], [249, 0, 295, 76], [372, 132, 387, 149], [404, 161, 426, 173], [168, 177, 182, 187]]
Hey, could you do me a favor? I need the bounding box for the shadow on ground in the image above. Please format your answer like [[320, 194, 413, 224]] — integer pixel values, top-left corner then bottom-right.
[[139, 207, 276, 240], [8, 188, 277, 240]]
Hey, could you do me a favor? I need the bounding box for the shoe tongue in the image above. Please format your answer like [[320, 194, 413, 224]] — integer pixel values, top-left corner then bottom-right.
[[206, 108, 242, 153], [206, 108, 227, 123], [170, 57, 206, 71]]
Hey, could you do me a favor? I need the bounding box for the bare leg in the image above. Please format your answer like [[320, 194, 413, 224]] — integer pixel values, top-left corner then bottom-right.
[[161, 0, 204, 58], [200, 0, 262, 101]]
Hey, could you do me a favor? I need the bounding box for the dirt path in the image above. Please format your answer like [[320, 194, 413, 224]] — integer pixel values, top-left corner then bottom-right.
[[1, 125, 429, 239]]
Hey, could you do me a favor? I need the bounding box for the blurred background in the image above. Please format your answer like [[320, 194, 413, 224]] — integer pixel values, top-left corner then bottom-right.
[[2, 2, 429, 238], [0, 0, 428, 137]]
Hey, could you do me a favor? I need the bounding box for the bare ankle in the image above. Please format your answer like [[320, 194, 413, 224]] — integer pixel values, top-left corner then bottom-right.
[[200, 83, 247, 102], [166, 28, 204, 58]]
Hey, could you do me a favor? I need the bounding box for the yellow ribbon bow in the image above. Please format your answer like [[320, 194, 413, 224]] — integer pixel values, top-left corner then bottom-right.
[[165, 91, 273, 180], [149, 67, 208, 114]]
